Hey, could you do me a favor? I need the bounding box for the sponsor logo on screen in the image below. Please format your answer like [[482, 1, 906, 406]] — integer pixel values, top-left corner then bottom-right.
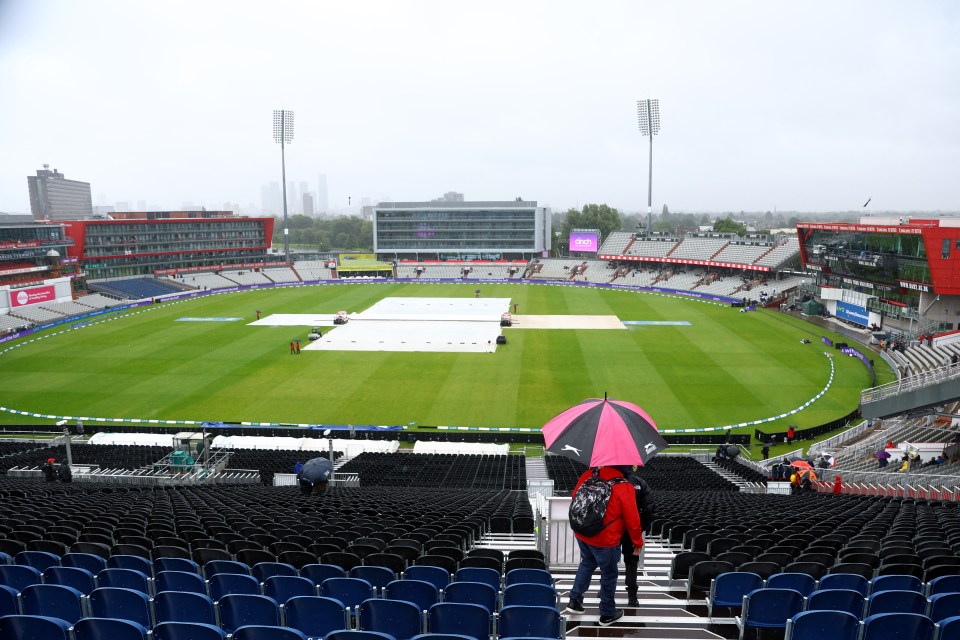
[[569, 231, 598, 252], [836, 301, 869, 326], [10, 285, 56, 308]]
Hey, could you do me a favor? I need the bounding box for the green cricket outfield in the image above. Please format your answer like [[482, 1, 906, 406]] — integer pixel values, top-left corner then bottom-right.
[[0, 282, 883, 436]]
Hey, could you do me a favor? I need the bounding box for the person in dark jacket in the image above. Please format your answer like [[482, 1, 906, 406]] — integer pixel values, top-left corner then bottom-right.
[[41, 457, 57, 482], [58, 463, 72, 483], [565, 465, 643, 626], [620, 467, 654, 607]]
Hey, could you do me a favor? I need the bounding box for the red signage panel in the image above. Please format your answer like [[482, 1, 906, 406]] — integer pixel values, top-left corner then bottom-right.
[[10, 284, 57, 307]]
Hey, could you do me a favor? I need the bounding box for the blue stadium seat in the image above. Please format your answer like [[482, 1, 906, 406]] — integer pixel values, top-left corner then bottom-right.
[[153, 621, 228, 640], [231, 626, 308, 640], [154, 590, 218, 625], [444, 582, 498, 613], [88, 587, 153, 628], [497, 605, 562, 639], [410, 635, 474, 640], [505, 569, 552, 588], [804, 589, 864, 618], [707, 572, 763, 618], [929, 592, 960, 624], [738, 588, 804, 639], [0, 552, 11, 565], [937, 615, 960, 640], [784, 610, 859, 640], [43, 566, 96, 594], [865, 589, 927, 616], [108, 555, 153, 576], [928, 575, 960, 597], [282, 596, 350, 640], [326, 632, 397, 640], [97, 568, 151, 594], [300, 564, 347, 587], [320, 577, 375, 612], [428, 602, 491, 640], [61, 552, 107, 575], [384, 579, 440, 613], [869, 574, 923, 594], [0, 564, 42, 592], [454, 568, 501, 592], [502, 583, 557, 609], [0, 584, 20, 616], [0, 614, 72, 640], [263, 575, 316, 604], [251, 562, 299, 583], [14, 551, 60, 572], [766, 572, 817, 597], [73, 617, 150, 640], [19, 584, 84, 624], [156, 570, 208, 595], [204, 560, 251, 578], [209, 573, 261, 600], [218, 593, 281, 635], [359, 598, 423, 640], [156, 558, 202, 576], [350, 566, 397, 595], [404, 566, 450, 591], [860, 612, 934, 640], [816, 573, 869, 596]]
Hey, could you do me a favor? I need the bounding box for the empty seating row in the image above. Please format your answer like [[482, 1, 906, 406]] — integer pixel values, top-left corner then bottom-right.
[[0, 600, 563, 640]]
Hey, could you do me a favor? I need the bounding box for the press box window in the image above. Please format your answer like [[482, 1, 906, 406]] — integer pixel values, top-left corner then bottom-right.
[[943, 239, 951, 259]]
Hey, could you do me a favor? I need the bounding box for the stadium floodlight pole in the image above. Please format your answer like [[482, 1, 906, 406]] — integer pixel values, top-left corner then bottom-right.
[[637, 98, 660, 236], [273, 109, 295, 260]]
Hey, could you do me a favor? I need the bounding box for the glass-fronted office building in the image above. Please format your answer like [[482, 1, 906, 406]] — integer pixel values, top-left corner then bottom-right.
[[63, 212, 275, 279], [374, 200, 550, 260], [797, 218, 960, 329]]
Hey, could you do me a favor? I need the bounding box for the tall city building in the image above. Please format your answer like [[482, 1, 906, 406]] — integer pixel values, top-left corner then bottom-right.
[[27, 165, 93, 220], [261, 182, 282, 215], [288, 181, 299, 214], [303, 192, 314, 217], [317, 174, 329, 215]]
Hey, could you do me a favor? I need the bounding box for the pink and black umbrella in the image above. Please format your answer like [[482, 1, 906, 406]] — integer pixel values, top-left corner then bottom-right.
[[541, 394, 668, 467]]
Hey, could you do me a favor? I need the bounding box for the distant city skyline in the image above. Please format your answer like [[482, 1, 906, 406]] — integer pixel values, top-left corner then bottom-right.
[[1, 1, 958, 216]]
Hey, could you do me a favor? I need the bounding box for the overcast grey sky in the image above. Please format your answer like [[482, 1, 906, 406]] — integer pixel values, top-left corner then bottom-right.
[[1, 0, 958, 215]]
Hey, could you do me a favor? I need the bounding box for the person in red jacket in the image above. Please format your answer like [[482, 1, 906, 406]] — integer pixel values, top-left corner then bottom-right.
[[564, 465, 644, 626]]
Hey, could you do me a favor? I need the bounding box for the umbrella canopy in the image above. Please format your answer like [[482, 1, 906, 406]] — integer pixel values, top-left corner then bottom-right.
[[541, 395, 668, 467], [300, 457, 333, 484], [791, 460, 812, 468], [875, 450, 891, 459]]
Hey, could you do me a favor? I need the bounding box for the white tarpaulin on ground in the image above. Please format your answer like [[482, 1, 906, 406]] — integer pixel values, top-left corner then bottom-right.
[[87, 432, 177, 447]]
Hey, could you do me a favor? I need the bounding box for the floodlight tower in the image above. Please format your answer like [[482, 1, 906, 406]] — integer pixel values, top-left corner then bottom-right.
[[273, 109, 295, 260], [637, 99, 660, 236]]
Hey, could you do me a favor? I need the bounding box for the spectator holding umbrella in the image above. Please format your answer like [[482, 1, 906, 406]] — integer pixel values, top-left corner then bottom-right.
[[297, 457, 333, 495], [876, 449, 891, 468], [541, 393, 667, 627]]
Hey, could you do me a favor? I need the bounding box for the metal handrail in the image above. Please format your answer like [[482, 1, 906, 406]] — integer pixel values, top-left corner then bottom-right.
[[861, 361, 960, 404]]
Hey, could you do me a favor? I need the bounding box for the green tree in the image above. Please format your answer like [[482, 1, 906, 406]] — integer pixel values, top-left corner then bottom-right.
[[560, 204, 622, 244], [713, 216, 747, 235]]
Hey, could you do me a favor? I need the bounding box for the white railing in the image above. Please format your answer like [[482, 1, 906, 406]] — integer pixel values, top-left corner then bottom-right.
[[861, 362, 960, 404], [807, 420, 871, 455]]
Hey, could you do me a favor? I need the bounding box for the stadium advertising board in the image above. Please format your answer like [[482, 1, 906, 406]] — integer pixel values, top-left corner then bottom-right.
[[9, 284, 57, 308], [836, 301, 869, 326], [569, 230, 599, 253]]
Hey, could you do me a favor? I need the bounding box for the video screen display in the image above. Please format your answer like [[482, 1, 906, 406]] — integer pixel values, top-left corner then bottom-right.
[[569, 231, 599, 253]]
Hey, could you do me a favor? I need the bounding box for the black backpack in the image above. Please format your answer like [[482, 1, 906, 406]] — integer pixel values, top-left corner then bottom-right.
[[569, 468, 628, 537]]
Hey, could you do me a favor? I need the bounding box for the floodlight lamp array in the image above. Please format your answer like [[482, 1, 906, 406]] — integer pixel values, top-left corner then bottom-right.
[[272, 109, 295, 143], [637, 99, 660, 136]]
